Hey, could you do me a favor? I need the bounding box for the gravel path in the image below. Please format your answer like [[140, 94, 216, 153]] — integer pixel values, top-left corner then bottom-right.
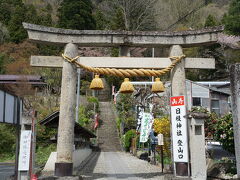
[[79, 151, 165, 180]]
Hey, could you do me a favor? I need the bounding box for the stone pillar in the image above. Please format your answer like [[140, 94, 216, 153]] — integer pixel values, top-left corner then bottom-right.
[[188, 112, 207, 180], [55, 43, 78, 176], [170, 45, 189, 176], [230, 64, 240, 178], [170, 45, 186, 96], [119, 46, 130, 57], [119, 46, 130, 137]]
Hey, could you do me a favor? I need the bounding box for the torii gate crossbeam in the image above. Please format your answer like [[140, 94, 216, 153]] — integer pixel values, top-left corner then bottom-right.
[[23, 23, 223, 48]]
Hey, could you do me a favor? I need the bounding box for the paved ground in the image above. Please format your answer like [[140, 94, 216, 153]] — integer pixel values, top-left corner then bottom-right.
[[79, 151, 165, 180], [0, 163, 14, 180], [79, 102, 165, 179]]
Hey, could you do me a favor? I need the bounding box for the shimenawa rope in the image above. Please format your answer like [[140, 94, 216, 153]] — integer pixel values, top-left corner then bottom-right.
[[61, 54, 185, 77]]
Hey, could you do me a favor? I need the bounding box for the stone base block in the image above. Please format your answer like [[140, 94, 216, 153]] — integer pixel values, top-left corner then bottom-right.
[[38, 176, 82, 180], [55, 162, 73, 176]]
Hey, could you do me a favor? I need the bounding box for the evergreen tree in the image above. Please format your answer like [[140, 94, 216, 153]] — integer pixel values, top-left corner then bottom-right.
[[223, 0, 240, 35], [94, 10, 109, 30], [196, 16, 228, 80], [8, 5, 27, 43], [204, 15, 218, 27], [0, 0, 23, 26], [0, 54, 6, 74], [110, 8, 125, 30], [57, 0, 96, 30], [0, 0, 53, 43]]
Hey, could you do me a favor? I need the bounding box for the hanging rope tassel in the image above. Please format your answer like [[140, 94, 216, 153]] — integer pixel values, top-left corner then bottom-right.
[[152, 78, 165, 93], [119, 78, 135, 93], [90, 75, 104, 90]]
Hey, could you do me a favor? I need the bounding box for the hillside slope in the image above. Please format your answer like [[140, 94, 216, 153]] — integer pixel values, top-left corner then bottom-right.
[[22, 0, 230, 31], [155, 0, 229, 30]]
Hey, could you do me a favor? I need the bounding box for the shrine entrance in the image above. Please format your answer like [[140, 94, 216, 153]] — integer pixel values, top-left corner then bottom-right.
[[23, 22, 223, 178]]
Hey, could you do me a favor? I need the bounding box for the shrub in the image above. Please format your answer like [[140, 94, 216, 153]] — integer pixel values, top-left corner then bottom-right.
[[116, 94, 135, 132], [153, 116, 171, 156], [204, 112, 218, 138], [78, 105, 90, 126], [116, 117, 122, 132], [0, 124, 16, 162], [123, 129, 136, 151], [36, 143, 56, 166], [214, 113, 235, 154], [191, 107, 235, 154], [87, 96, 99, 113]]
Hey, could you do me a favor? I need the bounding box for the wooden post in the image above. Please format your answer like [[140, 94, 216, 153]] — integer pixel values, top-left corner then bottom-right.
[[230, 64, 240, 178], [15, 98, 21, 180], [161, 145, 164, 173], [55, 43, 78, 176]]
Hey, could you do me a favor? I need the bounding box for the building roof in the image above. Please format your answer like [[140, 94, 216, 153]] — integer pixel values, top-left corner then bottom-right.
[[39, 111, 96, 139], [187, 79, 230, 95], [0, 75, 46, 85], [209, 86, 230, 95]]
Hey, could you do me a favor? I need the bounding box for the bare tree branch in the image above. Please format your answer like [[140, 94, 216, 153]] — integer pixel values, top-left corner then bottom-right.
[[99, 0, 157, 31]]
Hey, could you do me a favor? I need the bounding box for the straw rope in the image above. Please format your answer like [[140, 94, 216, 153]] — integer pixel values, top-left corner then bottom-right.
[[62, 54, 185, 77]]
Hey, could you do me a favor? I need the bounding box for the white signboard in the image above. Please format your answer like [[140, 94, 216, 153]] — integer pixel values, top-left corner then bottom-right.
[[18, 130, 32, 171], [170, 96, 188, 162], [140, 113, 154, 143], [158, 133, 164, 145]]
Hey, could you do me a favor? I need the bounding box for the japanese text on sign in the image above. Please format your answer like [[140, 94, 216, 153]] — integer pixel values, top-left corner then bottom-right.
[[18, 130, 32, 171], [136, 106, 144, 132], [170, 96, 188, 162], [140, 113, 154, 143]]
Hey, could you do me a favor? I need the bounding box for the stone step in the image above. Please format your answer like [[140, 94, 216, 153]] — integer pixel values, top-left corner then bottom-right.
[[97, 101, 122, 152]]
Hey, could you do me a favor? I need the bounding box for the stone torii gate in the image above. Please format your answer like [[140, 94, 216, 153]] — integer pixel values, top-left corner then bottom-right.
[[23, 23, 222, 178]]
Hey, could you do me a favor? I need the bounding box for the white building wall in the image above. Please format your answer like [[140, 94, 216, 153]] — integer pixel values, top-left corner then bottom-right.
[[191, 83, 209, 98], [186, 80, 210, 111], [43, 148, 92, 174]]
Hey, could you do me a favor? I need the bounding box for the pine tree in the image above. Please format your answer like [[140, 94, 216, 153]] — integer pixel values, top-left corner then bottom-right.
[[8, 5, 27, 43], [204, 15, 218, 27], [0, 0, 53, 43], [223, 0, 240, 35], [57, 0, 96, 30], [187, 15, 228, 81], [0, 54, 6, 74], [94, 10, 109, 30]]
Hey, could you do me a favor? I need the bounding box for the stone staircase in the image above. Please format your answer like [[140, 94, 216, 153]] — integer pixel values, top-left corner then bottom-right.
[[97, 102, 122, 152], [95, 78, 111, 102]]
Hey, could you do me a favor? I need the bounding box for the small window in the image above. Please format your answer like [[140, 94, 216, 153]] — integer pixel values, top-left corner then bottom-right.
[[211, 99, 220, 115], [195, 125, 202, 135], [192, 97, 201, 106]]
